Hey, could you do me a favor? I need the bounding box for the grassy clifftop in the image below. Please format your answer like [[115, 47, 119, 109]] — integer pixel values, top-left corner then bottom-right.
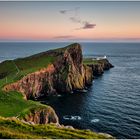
[[0, 43, 80, 87], [83, 58, 110, 65], [0, 54, 55, 87], [0, 117, 113, 139], [0, 91, 51, 118]]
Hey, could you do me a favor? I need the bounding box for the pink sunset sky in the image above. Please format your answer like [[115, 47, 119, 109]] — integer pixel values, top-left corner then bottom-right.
[[0, 1, 140, 42]]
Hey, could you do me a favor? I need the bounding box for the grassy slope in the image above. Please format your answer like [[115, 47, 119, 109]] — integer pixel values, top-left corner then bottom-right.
[[0, 48, 58, 117], [0, 54, 56, 87], [0, 91, 49, 118], [83, 58, 99, 65], [83, 58, 107, 65], [0, 43, 76, 87], [0, 117, 112, 139]]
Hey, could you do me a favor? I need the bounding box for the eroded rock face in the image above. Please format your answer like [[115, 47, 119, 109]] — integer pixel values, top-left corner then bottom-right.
[[3, 65, 56, 99], [53, 44, 89, 93], [83, 65, 93, 86], [87, 59, 114, 76], [88, 64, 104, 76], [22, 107, 59, 124], [99, 59, 114, 70]]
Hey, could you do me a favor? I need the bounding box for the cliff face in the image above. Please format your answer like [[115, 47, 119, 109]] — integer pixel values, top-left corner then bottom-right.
[[20, 106, 59, 124], [3, 43, 113, 100], [52, 44, 93, 93], [4, 65, 56, 99], [83, 65, 93, 86], [4, 43, 92, 99], [87, 59, 114, 76]]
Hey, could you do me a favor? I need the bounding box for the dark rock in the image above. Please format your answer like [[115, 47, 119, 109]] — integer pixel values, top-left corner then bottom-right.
[[87, 64, 104, 76], [21, 106, 59, 124], [87, 59, 114, 76]]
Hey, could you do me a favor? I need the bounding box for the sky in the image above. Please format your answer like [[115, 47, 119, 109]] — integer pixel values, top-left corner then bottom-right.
[[0, 1, 140, 42]]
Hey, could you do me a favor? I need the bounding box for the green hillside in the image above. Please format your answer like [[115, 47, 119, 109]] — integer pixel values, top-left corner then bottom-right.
[[0, 117, 112, 139]]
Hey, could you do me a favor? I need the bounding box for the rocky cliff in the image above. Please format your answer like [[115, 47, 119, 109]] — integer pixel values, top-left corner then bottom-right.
[[19, 106, 59, 124], [87, 59, 114, 76], [3, 43, 113, 100], [4, 43, 91, 99]]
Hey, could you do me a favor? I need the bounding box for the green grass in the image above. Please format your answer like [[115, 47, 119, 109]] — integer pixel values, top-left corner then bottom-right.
[[14, 55, 55, 75], [0, 91, 113, 139], [0, 43, 79, 87], [0, 117, 113, 139], [83, 58, 99, 65], [0, 90, 48, 118], [83, 58, 108, 65], [0, 55, 56, 87]]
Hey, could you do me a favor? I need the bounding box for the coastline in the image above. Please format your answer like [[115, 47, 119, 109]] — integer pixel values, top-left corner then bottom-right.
[[0, 43, 114, 139]]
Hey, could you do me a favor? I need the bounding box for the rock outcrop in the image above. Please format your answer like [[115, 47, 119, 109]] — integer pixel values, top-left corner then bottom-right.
[[87, 59, 114, 76], [3, 43, 113, 100], [20, 106, 59, 124], [0, 116, 114, 139], [83, 65, 93, 86]]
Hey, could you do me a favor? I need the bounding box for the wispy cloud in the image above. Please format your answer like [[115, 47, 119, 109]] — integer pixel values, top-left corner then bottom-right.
[[54, 35, 74, 39], [70, 17, 96, 30], [59, 7, 80, 15], [59, 10, 67, 14], [59, 7, 96, 30], [82, 22, 96, 29], [69, 17, 81, 23], [75, 22, 96, 30]]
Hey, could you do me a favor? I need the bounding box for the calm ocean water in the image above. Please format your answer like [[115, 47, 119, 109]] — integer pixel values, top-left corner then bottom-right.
[[0, 42, 140, 138]]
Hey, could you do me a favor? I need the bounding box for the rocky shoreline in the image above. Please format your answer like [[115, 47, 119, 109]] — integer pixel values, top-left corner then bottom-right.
[[87, 59, 114, 76]]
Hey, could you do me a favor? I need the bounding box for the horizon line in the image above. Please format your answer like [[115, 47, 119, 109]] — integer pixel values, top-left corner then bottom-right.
[[0, 40, 140, 43]]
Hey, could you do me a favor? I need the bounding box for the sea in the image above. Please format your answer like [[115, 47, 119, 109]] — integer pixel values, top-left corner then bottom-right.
[[0, 42, 140, 138]]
